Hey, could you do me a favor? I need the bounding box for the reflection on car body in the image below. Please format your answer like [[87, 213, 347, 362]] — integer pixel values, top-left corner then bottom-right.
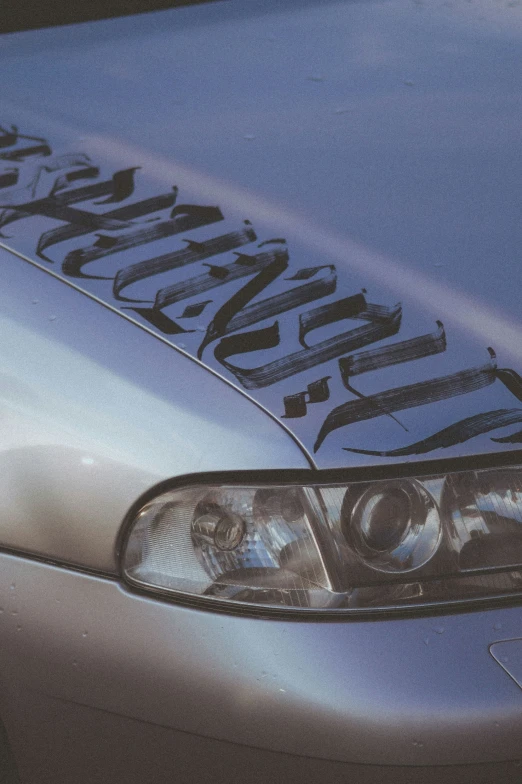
[[1, 1, 522, 782]]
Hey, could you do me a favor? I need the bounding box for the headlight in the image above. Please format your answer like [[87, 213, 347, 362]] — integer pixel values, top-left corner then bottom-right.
[[121, 465, 522, 614]]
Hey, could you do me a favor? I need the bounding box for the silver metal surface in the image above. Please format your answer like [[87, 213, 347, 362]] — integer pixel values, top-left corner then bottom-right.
[[1, 552, 522, 771], [1, 2, 522, 781], [5, 692, 522, 784], [0, 244, 309, 570], [491, 639, 522, 691], [0, 0, 521, 468]]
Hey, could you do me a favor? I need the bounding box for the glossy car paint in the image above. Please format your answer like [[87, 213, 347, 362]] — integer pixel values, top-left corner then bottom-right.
[[0, 243, 309, 571], [0, 1, 521, 781], [1, 0, 522, 469], [2, 553, 522, 783]]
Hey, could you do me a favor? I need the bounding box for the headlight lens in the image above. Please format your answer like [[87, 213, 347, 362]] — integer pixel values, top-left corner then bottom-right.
[[122, 466, 522, 614], [343, 479, 441, 573]]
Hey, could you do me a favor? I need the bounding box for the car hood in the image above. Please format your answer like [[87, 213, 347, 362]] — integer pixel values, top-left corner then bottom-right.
[[1, 0, 521, 470]]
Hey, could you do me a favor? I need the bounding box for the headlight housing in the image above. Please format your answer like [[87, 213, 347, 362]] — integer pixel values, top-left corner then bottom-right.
[[121, 462, 522, 615]]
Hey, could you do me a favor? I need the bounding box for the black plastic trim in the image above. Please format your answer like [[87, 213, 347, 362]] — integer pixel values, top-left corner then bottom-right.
[[0, 543, 116, 581], [0, 0, 221, 34]]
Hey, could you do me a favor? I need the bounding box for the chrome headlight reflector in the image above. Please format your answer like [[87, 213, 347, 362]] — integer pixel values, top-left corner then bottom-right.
[[343, 479, 441, 573], [122, 466, 522, 614]]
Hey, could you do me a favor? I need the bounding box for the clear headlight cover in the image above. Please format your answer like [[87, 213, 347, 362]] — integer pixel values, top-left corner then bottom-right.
[[121, 466, 522, 613]]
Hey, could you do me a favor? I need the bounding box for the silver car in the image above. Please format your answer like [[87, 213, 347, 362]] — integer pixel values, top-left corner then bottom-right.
[[1, 1, 522, 781]]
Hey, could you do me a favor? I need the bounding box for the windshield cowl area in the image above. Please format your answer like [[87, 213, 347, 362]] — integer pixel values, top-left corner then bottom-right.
[[1, 0, 219, 34]]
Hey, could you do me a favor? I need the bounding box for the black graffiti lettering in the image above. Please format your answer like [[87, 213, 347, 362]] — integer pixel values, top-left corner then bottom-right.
[[215, 295, 402, 390], [7, 120, 522, 464], [355, 302, 398, 321], [335, 379, 409, 432], [42, 204, 127, 231], [128, 307, 194, 336], [21, 155, 95, 199], [492, 427, 522, 444], [298, 294, 396, 349], [41, 188, 175, 265], [198, 250, 294, 358], [153, 247, 288, 312], [49, 166, 100, 195], [351, 367, 522, 454], [61, 203, 224, 277], [214, 265, 338, 344], [95, 168, 142, 205], [93, 234, 119, 249], [0, 125, 51, 161], [0, 167, 138, 236], [258, 238, 286, 247], [0, 126, 19, 149], [180, 300, 213, 318], [112, 223, 257, 302], [0, 143, 51, 162], [1, 156, 98, 228], [288, 267, 328, 281], [282, 376, 331, 418], [314, 349, 497, 452], [339, 321, 447, 384], [0, 162, 100, 235], [483, 369, 522, 443], [57, 193, 178, 281], [0, 169, 18, 189], [125, 248, 288, 337], [495, 368, 522, 401], [214, 322, 282, 377], [344, 409, 522, 456], [205, 264, 230, 280]]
